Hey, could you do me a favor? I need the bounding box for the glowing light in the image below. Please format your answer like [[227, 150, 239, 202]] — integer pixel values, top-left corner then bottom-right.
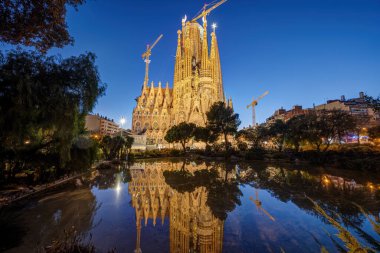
[[212, 23, 217, 32], [24, 140, 30, 144], [115, 182, 122, 194]]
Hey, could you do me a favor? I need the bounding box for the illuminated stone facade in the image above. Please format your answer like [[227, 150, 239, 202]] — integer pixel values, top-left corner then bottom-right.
[[132, 17, 232, 145], [128, 162, 224, 253]]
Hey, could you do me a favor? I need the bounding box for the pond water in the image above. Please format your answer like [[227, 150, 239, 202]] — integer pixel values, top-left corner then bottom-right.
[[1, 159, 380, 253]]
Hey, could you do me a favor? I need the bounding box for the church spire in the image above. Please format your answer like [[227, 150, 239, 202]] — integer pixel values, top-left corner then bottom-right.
[[210, 28, 224, 101], [228, 97, 233, 109], [134, 220, 142, 253], [201, 17, 209, 71], [174, 30, 182, 83], [164, 82, 171, 106], [184, 22, 192, 78]]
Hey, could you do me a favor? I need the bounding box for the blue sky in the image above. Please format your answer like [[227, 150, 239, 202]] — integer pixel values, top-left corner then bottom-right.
[[2, 0, 380, 128]]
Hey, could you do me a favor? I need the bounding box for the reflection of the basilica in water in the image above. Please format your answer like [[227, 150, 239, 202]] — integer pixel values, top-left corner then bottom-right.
[[128, 161, 228, 253], [126, 160, 380, 253]]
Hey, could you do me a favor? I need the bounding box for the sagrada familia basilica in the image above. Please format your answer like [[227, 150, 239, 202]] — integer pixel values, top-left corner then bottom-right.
[[132, 1, 232, 145]]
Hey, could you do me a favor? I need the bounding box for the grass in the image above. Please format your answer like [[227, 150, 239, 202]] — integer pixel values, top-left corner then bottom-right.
[[307, 197, 379, 253]]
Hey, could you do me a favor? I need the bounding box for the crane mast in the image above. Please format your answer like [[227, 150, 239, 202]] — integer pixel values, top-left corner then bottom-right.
[[142, 34, 163, 87], [252, 105, 256, 128], [247, 91, 269, 127], [249, 190, 275, 222]]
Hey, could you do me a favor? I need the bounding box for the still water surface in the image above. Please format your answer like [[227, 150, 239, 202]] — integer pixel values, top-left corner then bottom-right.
[[1, 159, 380, 253]]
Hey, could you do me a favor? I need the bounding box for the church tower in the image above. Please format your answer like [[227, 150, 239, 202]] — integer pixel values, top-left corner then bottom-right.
[[172, 16, 225, 127], [132, 2, 230, 145]]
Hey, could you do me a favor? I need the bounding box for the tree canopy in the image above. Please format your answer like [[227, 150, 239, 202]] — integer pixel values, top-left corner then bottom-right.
[[284, 114, 308, 152], [99, 135, 134, 160], [164, 122, 196, 151], [206, 101, 241, 152], [268, 119, 288, 151], [0, 0, 85, 52], [237, 125, 268, 150], [0, 50, 106, 167], [194, 126, 218, 146]]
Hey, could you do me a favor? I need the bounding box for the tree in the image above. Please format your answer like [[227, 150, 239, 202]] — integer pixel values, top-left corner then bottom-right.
[[164, 122, 196, 152], [0, 0, 85, 52], [317, 110, 357, 149], [109, 136, 126, 160], [0, 50, 106, 171], [237, 125, 268, 150], [268, 119, 287, 151], [284, 110, 358, 152], [304, 112, 328, 151], [330, 110, 356, 144], [125, 136, 134, 154], [285, 115, 309, 152], [100, 136, 112, 160], [194, 126, 218, 147], [99, 135, 133, 160], [206, 102, 241, 153]]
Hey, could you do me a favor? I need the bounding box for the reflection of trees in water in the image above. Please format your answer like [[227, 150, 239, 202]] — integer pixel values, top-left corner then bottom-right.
[[128, 160, 243, 253], [1, 185, 98, 252], [89, 163, 131, 189], [239, 163, 380, 251], [163, 161, 242, 220]]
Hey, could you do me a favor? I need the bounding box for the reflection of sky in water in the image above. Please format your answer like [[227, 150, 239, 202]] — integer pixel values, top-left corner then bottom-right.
[[224, 186, 336, 253], [90, 184, 170, 253], [3, 160, 380, 253]]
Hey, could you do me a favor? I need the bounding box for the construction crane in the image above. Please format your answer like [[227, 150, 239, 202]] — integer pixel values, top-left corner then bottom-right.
[[142, 34, 163, 87], [191, 0, 227, 22], [246, 91, 269, 127], [249, 189, 275, 222]]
